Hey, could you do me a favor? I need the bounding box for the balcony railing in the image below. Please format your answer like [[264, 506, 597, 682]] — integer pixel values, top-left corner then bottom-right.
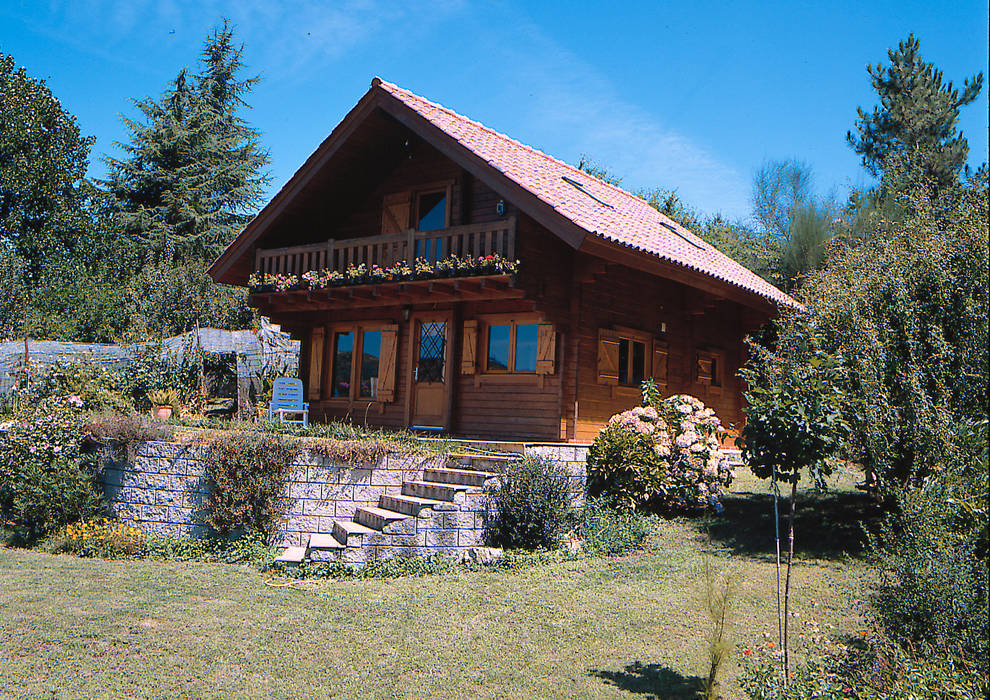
[[254, 217, 517, 276]]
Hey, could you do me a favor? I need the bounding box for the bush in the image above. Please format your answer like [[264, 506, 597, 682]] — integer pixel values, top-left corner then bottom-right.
[[586, 393, 733, 513], [868, 422, 988, 668], [485, 455, 570, 550], [144, 532, 273, 567], [203, 430, 295, 538], [15, 360, 131, 413], [579, 497, 658, 555], [739, 635, 988, 699], [0, 394, 104, 537]]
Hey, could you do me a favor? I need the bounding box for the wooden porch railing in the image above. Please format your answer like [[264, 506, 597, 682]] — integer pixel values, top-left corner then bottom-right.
[[254, 217, 517, 276]]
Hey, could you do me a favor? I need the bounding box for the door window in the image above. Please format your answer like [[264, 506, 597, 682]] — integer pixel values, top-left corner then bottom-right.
[[417, 322, 446, 383]]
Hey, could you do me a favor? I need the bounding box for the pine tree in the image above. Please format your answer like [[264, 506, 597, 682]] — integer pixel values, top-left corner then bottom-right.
[[104, 21, 269, 262], [847, 33, 983, 188], [102, 21, 269, 337]]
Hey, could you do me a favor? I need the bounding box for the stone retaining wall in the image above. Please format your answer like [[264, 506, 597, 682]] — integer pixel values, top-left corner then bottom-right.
[[100, 440, 589, 552]]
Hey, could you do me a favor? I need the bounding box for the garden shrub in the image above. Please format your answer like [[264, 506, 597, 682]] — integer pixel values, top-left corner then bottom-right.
[[0, 394, 104, 537], [485, 454, 570, 550], [868, 421, 988, 669], [15, 360, 131, 413], [203, 430, 295, 538], [587, 391, 733, 513], [144, 532, 273, 567], [579, 496, 658, 556], [739, 635, 988, 699]]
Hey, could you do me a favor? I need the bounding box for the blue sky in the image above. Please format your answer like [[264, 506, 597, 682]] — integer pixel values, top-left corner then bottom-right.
[[2, 0, 987, 224]]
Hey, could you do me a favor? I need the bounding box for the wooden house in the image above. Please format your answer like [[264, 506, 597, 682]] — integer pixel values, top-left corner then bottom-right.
[[208, 79, 798, 443]]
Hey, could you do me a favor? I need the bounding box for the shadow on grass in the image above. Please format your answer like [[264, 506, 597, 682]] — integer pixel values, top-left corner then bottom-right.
[[699, 489, 885, 561], [589, 661, 705, 699]]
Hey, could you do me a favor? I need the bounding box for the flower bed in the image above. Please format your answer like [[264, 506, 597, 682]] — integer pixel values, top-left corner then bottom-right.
[[248, 253, 519, 293]]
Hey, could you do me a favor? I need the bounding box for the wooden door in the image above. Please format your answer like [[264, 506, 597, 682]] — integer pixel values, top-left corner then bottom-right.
[[409, 315, 451, 428]]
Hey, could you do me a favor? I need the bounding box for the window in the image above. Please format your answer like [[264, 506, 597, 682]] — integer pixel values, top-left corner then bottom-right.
[[484, 321, 538, 373], [417, 190, 447, 231], [329, 331, 352, 398], [324, 324, 398, 402], [617, 338, 646, 386], [359, 330, 381, 398]]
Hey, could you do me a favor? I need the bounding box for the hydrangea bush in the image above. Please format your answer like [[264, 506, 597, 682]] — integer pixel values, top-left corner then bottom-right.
[[587, 391, 734, 513]]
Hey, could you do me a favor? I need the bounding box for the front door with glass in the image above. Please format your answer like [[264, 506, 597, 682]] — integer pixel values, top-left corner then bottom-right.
[[410, 317, 449, 428]]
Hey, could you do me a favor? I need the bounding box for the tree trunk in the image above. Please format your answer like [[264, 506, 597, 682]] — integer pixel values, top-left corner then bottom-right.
[[782, 479, 798, 684], [772, 471, 783, 665]]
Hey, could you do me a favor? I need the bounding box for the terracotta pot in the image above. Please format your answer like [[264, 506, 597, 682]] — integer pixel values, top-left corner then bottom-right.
[[153, 406, 173, 420]]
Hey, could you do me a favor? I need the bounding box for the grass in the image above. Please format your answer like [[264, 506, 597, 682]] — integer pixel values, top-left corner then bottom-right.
[[0, 468, 875, 699]]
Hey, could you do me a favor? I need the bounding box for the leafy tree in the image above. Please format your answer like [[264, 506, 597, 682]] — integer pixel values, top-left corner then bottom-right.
[[752, 160, 837, 291], [0, 51, 103, 283], [739, 328, 848, 683], [847, 33, 983, 188], [797, 152, 988, 491], [577, 154, 623, 186]]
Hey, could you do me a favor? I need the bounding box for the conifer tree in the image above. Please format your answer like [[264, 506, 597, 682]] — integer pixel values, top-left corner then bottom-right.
[[102, 21, 269, 337], [847, 33, 983, 188]]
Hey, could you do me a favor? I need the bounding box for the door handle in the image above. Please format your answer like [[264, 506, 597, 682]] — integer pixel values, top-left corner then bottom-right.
[[414, 367, 419, 381]]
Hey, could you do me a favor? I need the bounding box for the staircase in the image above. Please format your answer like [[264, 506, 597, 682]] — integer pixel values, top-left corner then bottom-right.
[[273, 452, 518, 566]]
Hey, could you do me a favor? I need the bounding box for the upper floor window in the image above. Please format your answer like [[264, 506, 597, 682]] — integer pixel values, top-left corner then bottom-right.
[[417, 190, 447, 231]]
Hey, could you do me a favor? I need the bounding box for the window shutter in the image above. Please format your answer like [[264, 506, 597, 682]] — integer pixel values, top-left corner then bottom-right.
[[597, 329, 620, 385], [382, 192, 411, 235], [696, 351, 714, 385], [536, 324, 556, 375], [461, 320, 478, 374], [308, 327, 324, 400], [377, 324, 399, 402], [652, 341, 669, 387]]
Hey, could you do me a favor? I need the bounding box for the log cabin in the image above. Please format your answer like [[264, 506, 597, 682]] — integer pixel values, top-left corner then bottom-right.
[[208, 78, 798, 443]]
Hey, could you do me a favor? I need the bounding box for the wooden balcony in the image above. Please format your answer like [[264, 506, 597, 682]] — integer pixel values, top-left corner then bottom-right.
[[254, 217, 517, 276]]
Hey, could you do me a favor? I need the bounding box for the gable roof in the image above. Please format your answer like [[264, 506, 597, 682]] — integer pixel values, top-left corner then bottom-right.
[[210, 78, 798, 309]]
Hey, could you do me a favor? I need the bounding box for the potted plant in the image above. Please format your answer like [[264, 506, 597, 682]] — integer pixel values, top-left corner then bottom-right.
[[149, 388, 180, 420], [248, 272, 277, 293]]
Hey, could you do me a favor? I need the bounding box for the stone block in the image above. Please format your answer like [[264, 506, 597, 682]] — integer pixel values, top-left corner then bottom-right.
[[119, 487, 156, 505], [307, 466, 339, 484], [139, 505, 168, 523], [381, 532, 422, 548], [458, 528, 484, 547], [338, 468, 373, 486], [342, 547, 368, 565], [352, 484, 386, 503], [167, 506, 195, 524], [285, 515, 319, 534], [139, 472, 170, 490], [370, 469, 405, 487], [416, 512, 445, 530], [287, 482, 321, 500], [322, 483, 353, 501], [302, 500, 335, 517], [382, 517, 416, 536], [156, 490, 184, 507], [442, 511, 475, 529], [109, 502, 142, 520], [363, 531, 388, 547], [308, 548, 341, 563], [334, 501, 358, 518], [424, 529, 459, 548]]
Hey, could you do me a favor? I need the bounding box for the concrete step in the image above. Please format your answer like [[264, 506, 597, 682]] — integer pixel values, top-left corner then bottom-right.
[[355, 505, 409, 530], [307, 533, 345, 550], [445, 452, 521, 471], [332, 520, 378, 545], [274, 546, 306, 564], [381, 492, 449, 516], [402, 479, 471, 502], [424, 467, 498, 487]]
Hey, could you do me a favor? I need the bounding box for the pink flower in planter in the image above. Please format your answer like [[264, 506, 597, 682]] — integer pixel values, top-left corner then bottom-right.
[[67, 395, 83, 407]]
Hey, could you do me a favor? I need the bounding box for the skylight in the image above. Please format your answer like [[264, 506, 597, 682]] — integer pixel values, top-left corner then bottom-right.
[[660, 221, 705, 250], [561, 176, 614, 209]]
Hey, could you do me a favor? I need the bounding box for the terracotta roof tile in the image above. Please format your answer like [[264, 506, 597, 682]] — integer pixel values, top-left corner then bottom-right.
[[376, 79, 798, 308]]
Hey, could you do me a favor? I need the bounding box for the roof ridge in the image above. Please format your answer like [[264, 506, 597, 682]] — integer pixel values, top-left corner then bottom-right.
[[374, 79, 708, 241]]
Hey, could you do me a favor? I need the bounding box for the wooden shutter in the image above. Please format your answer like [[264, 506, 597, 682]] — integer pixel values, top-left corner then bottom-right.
[[696, 351, 714, 385], [461, 320, 478, 374], [377, 324, 399, 402], [597, 329, 620, 385], [652, 341, 669, 387], [536, 324, 556, 375], [308, 327, 324, 400], [381, 192, 411, 235]]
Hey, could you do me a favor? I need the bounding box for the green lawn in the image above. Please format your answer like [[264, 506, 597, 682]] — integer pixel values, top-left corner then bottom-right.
[[0, 469, 875, 699]]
